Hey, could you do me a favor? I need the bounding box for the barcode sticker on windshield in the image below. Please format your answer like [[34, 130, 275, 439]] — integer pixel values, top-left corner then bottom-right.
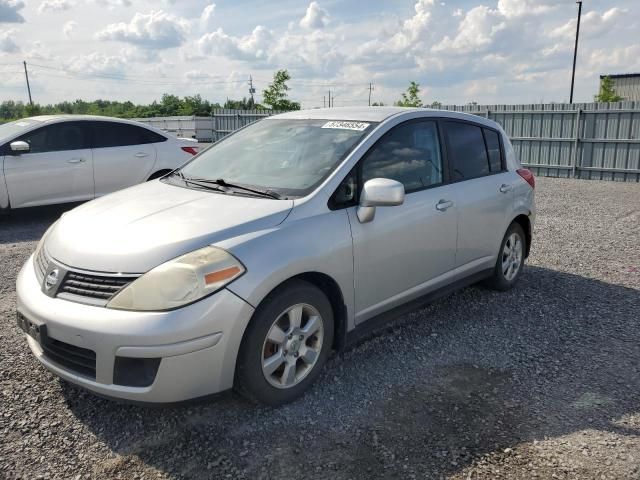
[[322, 121, 369, 131]]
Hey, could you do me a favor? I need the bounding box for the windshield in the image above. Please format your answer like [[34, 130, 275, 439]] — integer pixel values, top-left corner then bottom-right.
[[0, 118, 42, 141], [176, 119, 376, 198]]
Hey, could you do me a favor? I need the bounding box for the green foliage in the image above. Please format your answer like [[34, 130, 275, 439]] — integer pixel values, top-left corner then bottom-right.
[[371, 102, 385, 106], [594, 76, 623, 102], [429, 101, 442, 109], [0, 95, 228, 121], [262, 69, 300, 110], [395, 81, 423, 107]]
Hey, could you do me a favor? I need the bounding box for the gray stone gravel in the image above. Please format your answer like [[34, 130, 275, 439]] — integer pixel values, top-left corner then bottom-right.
[[1, 177, 639, 479]]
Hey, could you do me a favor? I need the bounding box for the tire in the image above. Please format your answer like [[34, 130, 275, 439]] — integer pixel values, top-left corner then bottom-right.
[[484, 222, 526, 291], [235, 280, 334, 406]]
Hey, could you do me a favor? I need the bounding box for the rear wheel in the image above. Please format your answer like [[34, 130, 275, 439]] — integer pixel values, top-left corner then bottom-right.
[[485, 222, 526, 291], [235, 280, 334, 406]]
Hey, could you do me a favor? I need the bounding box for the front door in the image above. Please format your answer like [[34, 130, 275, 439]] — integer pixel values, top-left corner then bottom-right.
[[345, 119, 458, 324], [4, 121, 94, 208]]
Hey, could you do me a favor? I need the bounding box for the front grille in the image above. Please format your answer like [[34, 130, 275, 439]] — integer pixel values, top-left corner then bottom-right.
[[34, 247, 49, 282], [42, 338, 96, 379], [59, 271, 137, 301]]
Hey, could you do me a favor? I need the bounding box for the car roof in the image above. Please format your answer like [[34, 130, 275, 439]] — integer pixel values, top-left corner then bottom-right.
[[269, 107, 500, 129], [27, 114, 145, 126]]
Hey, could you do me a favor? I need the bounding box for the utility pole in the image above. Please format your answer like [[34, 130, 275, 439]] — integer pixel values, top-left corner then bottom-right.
[[368, 82, 373, 106], [23, 61, 33, 106], [328, 90, 331, 108], [569, 1, 582, 104], [248, 75, 255, 106]]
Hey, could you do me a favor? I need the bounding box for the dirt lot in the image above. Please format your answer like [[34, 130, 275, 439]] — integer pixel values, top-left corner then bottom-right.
[[1, 177, 639, 480]]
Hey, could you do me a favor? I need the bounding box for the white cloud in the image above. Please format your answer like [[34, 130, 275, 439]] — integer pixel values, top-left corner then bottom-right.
[[550, 8, 627, 40], [300, 2, 329, 29], [0, 0, 25, 23], [38, 0, 72, 14], [198, 25, 274, 61], [200, 3, 215, 28], [432, 5, 505, 54], [96, 10, 189, 48], [62, 20, 77, 37], [497, 0, 556, 18], [0, 27, 19, 52], [92, 0, 131, 8]]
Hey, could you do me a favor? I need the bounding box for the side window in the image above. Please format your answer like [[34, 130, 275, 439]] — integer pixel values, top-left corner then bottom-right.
[[330, 168, 358, 208], [139, 127, 167, 144], [16, 122, 89, 154], [483, 128, 503, 172], [91, 122, 163, 148], [444, 122, 490, 181], [361, 120, 443, 193]]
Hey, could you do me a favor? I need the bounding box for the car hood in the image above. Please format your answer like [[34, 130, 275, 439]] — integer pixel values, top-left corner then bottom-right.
[[46, 180, 294, 273]]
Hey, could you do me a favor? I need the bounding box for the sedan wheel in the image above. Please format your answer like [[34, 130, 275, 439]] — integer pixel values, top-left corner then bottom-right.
[[485, 222, 526, 291], [235, 280, 334, 405], [501, 232, 523, 281], [261, 303, 324, 389]]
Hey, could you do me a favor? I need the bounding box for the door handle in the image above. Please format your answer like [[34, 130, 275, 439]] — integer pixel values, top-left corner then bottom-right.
[[67, 158, 85, 164], [135, 152, 149, 158], [499, 184, 512, 193], [435, 199, 454, 211]]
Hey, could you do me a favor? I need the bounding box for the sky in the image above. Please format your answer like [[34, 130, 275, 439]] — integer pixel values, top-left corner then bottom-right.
[[1, 0, 639, 108]]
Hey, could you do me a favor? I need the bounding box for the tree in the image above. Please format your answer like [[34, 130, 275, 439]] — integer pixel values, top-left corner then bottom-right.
[[262, 69, 300, 110], [371, 102, 385, 106], [594, 76, 623, 102], [395, 81, 423, 107], [429, 100, 442, 109]]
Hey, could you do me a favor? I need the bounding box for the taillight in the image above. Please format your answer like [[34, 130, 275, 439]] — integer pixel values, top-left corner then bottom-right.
[[517, 168, 535, 189], [181, 146, 198, 156]]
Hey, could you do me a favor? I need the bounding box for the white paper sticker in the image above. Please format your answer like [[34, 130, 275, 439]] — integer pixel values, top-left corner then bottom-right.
[[321, 121, 369, 131]]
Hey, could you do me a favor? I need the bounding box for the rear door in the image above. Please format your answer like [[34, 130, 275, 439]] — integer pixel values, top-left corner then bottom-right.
[[89, 121, 157, 196], [442, 120, 514, 269], [3, 121, 94, 208]]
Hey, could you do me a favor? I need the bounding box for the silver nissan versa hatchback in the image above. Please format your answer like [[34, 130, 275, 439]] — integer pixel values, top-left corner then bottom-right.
[[16, 107, 535, 405]]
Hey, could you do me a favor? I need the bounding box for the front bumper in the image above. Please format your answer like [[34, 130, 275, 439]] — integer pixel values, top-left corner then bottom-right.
[[16, 255, 255, 403]]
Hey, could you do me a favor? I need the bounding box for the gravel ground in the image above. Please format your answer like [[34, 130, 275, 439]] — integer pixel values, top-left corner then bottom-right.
[[1, 177, 639, 480]]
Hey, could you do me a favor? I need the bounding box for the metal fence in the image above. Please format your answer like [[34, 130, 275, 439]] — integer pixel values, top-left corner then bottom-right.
[[440, 101, 640, 182], [134, 109, 283, 143], [136, 102, 640, 182]]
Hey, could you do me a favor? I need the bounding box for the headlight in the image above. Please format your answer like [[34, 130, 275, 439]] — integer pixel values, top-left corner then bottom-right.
[[33, 220, 58, 277], [107, 246, 245, 311]]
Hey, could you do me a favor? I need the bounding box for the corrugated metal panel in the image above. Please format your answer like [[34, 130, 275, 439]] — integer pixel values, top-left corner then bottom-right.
[[440, 101, 640, 182], [138, 103, 640, 182]]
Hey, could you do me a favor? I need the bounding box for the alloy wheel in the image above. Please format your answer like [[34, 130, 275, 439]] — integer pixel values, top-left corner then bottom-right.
[[502, 232, 523, 282], [261, 303, 324, 389]]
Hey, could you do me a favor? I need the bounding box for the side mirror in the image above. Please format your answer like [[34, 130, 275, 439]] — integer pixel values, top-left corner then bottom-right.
[[357, 178, 405, 223], [10, 141, 30, 154]]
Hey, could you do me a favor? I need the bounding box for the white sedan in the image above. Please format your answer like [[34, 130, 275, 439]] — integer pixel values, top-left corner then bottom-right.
[[0, 115, 198, 211]]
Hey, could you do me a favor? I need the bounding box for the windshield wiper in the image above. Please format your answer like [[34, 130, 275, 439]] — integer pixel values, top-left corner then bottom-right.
[[169, 172, 282, 199], [170, 171, 226, 193], [202, 178, 282, 199]]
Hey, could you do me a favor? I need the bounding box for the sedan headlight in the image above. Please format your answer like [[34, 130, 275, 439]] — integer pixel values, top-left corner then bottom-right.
[[107, 246, 245, 311]]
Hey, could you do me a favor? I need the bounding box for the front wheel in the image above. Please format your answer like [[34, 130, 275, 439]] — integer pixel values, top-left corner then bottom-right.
[[235, 280, 334, 406], [485, 222, 526, 291]]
